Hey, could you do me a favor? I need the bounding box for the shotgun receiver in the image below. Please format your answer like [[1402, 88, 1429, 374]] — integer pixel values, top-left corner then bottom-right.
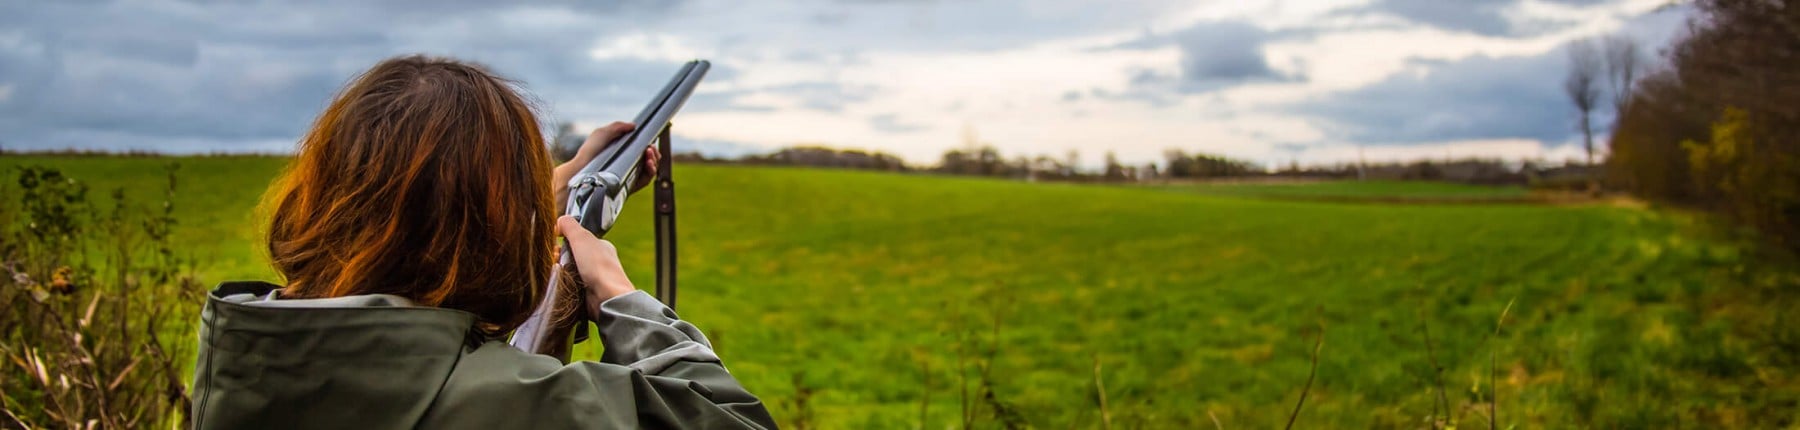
[[510, 60, 710, 362]]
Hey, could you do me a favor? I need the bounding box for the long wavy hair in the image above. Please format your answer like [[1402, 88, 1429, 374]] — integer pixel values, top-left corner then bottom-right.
[[264, 55, 556, 337]]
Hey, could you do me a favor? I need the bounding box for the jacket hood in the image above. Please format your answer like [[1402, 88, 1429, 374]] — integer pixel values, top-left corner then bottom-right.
[[191, 281, 478, 429]]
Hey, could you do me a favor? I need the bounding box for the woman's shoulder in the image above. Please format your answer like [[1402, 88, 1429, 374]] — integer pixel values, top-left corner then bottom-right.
[[447, 340, 647, 390], [417, 341, 640, 429]]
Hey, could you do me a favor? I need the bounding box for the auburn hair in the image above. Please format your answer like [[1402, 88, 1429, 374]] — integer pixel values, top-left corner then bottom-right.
[[266, 55, 556, 337]]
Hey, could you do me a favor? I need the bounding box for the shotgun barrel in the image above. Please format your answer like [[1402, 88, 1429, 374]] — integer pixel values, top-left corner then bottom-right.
[[510, 60, 710, 361]]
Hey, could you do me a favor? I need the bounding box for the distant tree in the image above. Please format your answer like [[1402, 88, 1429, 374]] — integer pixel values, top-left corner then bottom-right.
[[549, 122, 582, 162], [753, 145, 908, 171], [1163, 149, 1193, 178], [1604, 36, 1644, 114], [939, 149, 972, 174], [1103, 151, 1126, 181], [1027, 155, 1060, 180], [976, 146, 1002, 176], [1064, 149, 1080, 176], [1565, 39, 1604, 165]]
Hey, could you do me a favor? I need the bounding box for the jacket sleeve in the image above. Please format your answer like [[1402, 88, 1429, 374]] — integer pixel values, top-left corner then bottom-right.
[[420, 291, 776, 430], [588, 290, 777, 428]]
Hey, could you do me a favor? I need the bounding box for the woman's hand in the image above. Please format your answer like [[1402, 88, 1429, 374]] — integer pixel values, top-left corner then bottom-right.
[[556, 215, 637, 318], [552, 122, 662, 214]]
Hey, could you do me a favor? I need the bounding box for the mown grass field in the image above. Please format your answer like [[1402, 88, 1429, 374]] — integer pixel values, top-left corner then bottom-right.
[[4, 155, 1797, 428]]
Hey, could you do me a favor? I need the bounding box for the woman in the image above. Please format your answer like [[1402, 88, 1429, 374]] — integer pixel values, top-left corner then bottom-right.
[[189, 55, 776, 429]]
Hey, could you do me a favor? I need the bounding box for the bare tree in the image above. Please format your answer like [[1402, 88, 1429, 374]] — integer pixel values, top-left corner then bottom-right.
[[1565, 39, 1603, 165], [1603, 36, 1643, 115], [549, 121, 581, 162], [1065, 149, 1080, 176]]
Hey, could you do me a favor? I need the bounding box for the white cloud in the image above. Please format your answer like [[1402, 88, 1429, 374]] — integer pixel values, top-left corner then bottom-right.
[[588, 33, 710, 63]]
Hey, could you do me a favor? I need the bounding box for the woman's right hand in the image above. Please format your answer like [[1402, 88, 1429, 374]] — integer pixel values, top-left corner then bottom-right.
[[551, 122, 660, 214], [556, 215, 637, 318]]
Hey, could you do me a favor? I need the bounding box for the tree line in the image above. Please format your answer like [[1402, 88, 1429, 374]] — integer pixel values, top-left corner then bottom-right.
[[663, 140, 1587, 187], [1605, 0, 1800, 250]]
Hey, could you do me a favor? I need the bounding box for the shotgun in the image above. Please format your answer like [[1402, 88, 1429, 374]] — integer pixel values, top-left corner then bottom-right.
[[510, 60, 710, 362]]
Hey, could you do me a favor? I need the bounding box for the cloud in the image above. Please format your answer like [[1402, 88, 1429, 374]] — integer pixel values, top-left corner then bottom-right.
[[762, 82, 879, 112], [1348, 0, 1610, 37], [773, 0, 1197, 52], [1362, 0, 1518, 36], [868, 113, 927, 134], [687, 90, 778, 113], [0, 0, 1690, 167], [686, 80, 880, 114], [588, 33, 710, 63], [1294, 50, 1572, 146], [1292, 4, 1694, 149], [1103, 20, 1298, 100], [1173, 21, 1288, 85], [670, 134, 770, 158]]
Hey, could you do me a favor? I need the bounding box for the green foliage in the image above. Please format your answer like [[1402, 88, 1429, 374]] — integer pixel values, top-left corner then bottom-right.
[[1681, 107, 1800, 249], [3, 157, 1796, 428], [0, 155, 292, 283], [16, 168, 87, 245], [1, 164, 199, 428], [1162, 150, 1262, 179], [1681, 107, 1750, 190]]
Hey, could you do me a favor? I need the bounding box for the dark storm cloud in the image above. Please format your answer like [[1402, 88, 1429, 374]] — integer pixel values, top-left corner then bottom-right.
[[1295, 51, 1572, 145]]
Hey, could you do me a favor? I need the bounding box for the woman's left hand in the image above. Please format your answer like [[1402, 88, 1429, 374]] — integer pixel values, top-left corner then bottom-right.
[[552, 121, 662, 213], [554, 215, 638, 315]]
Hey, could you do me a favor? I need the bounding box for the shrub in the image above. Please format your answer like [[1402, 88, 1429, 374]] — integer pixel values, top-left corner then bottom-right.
[[0, 165, 197, 428]]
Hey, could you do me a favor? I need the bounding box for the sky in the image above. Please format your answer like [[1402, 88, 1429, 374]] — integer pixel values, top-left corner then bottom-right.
[[0, 0, 1693, 168]]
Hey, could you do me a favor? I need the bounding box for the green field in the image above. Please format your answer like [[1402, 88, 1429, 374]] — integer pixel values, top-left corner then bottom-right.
[[4, 155, 1797, 428], [1165, 179, 1531, 202]]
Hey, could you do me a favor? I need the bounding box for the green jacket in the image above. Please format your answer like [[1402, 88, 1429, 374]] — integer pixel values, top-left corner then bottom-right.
[[191, 281, 776, 429]]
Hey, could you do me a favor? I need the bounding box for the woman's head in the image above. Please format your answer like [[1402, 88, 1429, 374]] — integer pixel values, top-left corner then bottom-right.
[[266, 55, 555, 336]]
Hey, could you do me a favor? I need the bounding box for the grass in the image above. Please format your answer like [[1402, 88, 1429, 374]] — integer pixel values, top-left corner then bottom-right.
[[1165, 179, 1530, 202], [0, 155, 290, 283], [4, 155, 1796, 428]]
